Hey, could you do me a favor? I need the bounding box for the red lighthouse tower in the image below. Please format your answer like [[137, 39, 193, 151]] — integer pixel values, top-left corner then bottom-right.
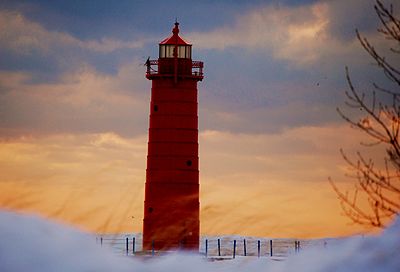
[[143, 22, 203, 251]]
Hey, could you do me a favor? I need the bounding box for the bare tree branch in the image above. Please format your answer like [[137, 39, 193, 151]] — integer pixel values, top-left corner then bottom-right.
[[331, 0, 400, 229]]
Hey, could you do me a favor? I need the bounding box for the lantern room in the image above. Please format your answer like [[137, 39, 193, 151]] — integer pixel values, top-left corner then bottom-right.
[[146, 22, 203, 81], [159, 23, 192, 59]]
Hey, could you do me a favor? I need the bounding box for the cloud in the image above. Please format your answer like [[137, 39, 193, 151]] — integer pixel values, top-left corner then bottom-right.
[[200, 120, 381, 236], [0, 51, 344, 137], [0, 0, 394, 238], [200, 90, 342, 135], [0, 123, 384, 237], [0, 132, 147, 233], [0, 1, 392, 138], [187, 0, 383, 67], [0, 10, 149, 54], [187, 2, 331, 65], [199, 124, 381, 184], [198, 124, 386, 236], [0, 61, 149, 137], [0, 10, 156, 137]]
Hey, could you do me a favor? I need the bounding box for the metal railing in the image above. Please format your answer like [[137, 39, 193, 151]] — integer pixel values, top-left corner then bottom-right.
[[96, 235, 328, 259], [202, 238, 305, 259], [145, 59, 204, 78]]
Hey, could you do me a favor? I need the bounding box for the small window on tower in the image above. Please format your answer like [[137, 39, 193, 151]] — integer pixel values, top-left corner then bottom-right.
[[148, 207, 153, 213], [186, 160, 192, 167], [154, 105, 158, 112]]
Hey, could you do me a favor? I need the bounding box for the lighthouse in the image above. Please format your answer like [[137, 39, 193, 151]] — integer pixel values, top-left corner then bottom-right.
[[143, 22, 203, 250]]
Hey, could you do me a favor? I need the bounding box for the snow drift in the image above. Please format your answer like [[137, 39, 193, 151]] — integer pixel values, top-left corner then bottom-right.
[[0, 210, 399, 272]]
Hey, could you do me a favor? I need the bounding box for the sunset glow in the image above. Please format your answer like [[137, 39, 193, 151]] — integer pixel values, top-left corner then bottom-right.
[[0, 0, 395, 238]]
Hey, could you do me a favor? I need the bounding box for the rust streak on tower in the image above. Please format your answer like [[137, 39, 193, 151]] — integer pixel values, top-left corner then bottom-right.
[[143, 22, 203, 251]]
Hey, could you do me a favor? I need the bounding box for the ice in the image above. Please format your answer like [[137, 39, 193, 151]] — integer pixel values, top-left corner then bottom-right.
[[0, 209, 399, 272]]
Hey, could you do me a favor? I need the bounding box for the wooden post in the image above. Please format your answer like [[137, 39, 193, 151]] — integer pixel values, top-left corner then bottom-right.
[[100, 237, 103, 247], [218, 239, 221, 256], [132, 237, 135, 254], [243, 239, 247, 256], [152, 240, 155, 256], [205, 239, 208, 257], [270, 240, 273, 257], [126, 237, 128, 255], [257, 240, 261, 258], [233, 240, 236, 259]]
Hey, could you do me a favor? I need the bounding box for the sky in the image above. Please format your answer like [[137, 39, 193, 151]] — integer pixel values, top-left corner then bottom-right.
[[0, 0, 398, 238]]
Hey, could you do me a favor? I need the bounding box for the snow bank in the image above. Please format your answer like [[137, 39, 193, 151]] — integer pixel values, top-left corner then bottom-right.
[[0, 210, 399, 272], [0, 211, 137, 272], [280, 217, 400, 272]]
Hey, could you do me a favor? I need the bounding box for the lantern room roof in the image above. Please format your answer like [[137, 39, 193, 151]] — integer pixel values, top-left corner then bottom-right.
[[159, 22, 191, 45]]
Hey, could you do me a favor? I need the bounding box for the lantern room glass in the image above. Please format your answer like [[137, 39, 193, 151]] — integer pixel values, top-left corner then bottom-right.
[[159, 45, 192, 59]]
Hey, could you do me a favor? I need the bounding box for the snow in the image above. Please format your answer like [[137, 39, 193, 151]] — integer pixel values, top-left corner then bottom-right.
[[0, 210, 399, 272]]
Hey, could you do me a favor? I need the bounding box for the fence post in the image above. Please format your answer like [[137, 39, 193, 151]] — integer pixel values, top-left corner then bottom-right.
[[243, 239, 247, 256], [100, 237, 103, 247], [205, 239, 208, 258], [126, 237, 129, 255], [233, 240, 236, 259], [270, 240, 273, 257], [257, 240, 261, 258], [152, 240, 155, 256], [132, 237, 135, 254], [218, 239, 221, 256]]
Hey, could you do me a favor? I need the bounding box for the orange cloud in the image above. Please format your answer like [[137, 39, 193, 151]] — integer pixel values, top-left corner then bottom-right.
[[0, 124, 385, 238], [0, 133, 147, 233]]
